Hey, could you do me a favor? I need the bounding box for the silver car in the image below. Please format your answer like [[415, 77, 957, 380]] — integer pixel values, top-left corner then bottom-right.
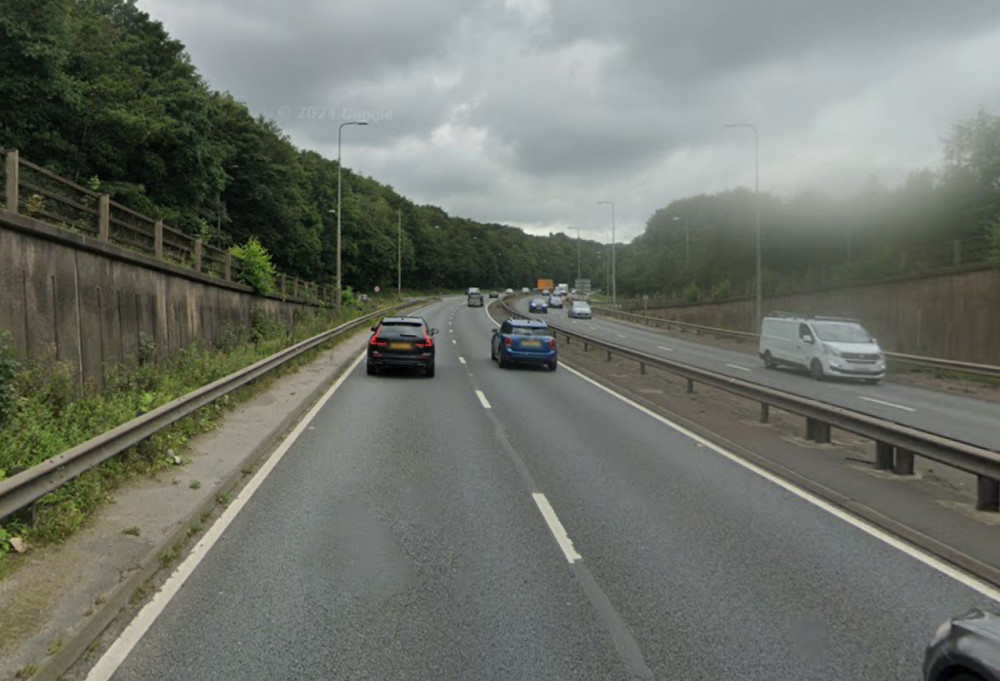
[[568, 301, 592, 319], [547, 294, 564, 309]]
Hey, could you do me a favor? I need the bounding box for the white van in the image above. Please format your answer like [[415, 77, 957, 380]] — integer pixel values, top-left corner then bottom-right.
[[759, 314, 885, 383]]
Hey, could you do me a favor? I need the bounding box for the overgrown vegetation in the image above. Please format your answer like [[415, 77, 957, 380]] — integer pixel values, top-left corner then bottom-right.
[[230, 237, 277, 294], [0, 297, 406, 572]]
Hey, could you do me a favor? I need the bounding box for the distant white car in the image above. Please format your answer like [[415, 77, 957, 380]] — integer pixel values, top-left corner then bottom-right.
[[547, 294, 563, 309], [521, 287, 530, 293], [568, 301, 592, 319], [505, 288, 514, 294]]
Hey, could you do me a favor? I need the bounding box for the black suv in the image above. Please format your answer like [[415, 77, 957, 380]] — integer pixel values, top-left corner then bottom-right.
[[367, 317, 438, 377]]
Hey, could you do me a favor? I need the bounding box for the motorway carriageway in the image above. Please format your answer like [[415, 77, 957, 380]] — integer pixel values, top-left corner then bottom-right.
[[85, 297, 997, 681], [516, 298, 1000, 451]]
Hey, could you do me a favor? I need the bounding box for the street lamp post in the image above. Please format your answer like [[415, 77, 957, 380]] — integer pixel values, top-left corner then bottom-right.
[[397, 205, 402, 294], [597, 201, 615, 305], [337, 120, 369, 310], [724, 122, 761, 328], [572, 228, 581, 283]]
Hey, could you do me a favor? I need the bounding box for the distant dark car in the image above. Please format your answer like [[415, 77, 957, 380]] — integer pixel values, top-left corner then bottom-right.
[[367, 316, 437, 377], [468, 291, 484, 307], [491, 319, 557, 371], [489, 291, 499, 298], [528, 298, 548, 313], [925, 609, 1000, 681]]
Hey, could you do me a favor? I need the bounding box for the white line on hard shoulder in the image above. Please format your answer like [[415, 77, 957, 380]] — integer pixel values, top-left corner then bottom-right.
[[657, 345, 673, 352], [452, 340, 457, 344], [84, 351, 369, 681], [725, 363, 752, 372], [459, 357, 467, 364], [859, 396, 916, 412], [475, 390, 492, 409], [558, 361, 1000, 604], [615, 333, 626, 339], [533, 493, 582, 563]]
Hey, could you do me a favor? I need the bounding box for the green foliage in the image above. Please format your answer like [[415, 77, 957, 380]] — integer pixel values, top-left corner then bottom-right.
[[0, 332, 19, 428], [710, 279, 731, 300], [249, 308, 287, 345], [231, 238, 277, 294], [341, 286, 356, 308], [683, 283, 699, 303]]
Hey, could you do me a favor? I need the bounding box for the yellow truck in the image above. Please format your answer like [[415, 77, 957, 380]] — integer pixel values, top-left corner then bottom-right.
[[536, 278, 554, 292]]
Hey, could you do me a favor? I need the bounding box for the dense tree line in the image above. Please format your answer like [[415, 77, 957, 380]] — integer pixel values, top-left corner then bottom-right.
[[0, 0, 602, 292], [616, 110, 1000, 299]]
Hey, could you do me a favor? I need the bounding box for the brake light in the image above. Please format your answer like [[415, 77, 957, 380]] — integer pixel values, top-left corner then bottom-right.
[[416, 329, 434, 349], [549, 338, 556, 349], [504, 337, 512, 347], [369, 331, 387, 348]]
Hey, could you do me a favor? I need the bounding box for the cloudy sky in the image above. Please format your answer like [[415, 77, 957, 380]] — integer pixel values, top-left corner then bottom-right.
[[136, 0, 1000, 242]]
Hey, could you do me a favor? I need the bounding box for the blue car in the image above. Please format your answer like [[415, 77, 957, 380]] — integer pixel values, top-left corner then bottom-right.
[[491, 319, 557, 371], [528, 298, 548, 313]]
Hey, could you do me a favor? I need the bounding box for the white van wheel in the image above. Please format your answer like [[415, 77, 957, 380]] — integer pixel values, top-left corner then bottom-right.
[[810, 359, 825, 381], [763, 351, 776, 369]]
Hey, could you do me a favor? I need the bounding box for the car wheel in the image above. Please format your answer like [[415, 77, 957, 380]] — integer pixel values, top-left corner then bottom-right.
[[947, 675, 987, 681], [425, 363, 435, 378], [548, 360, 558, 372], [366, 362, 376, 376], [864, 378, 880, 385], [810, 359, 825, 381], [763, 350, 776, 369], [491, 344, 496, 361], [498, 352, 509, 369]]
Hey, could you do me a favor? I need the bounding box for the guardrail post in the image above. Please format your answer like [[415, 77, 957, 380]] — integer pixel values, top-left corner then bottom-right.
[[5, 149, 18, 211], [224, 252, 232, 280], [640, 361, 646, 375], [280, 274, 287, 295], [606, 350, 612, 362], [584, 341, 589, 351], [193, 237, 203, 272], [759, 403, 769, 423], [976, 477, 1000, 512], [953, 240, 962, 267], [153, 220, 163, 257], [893, 448, 915, 476], [875, 441, 894, 470], [806, 418, 831, 443], [98, 194, 110, 242], [686, 378, 694, 394]]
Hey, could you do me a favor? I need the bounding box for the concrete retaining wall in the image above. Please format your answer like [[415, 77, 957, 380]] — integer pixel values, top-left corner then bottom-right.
[[646, 268, 1000, 364], [0, 210, 326, 387]]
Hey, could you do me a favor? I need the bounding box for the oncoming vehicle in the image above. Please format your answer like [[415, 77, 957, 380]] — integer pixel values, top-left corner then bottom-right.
[[568, 301, 592, 319], [489, 291, 499, 298], [468, 290, 484, 307], [759, 313, 885, 383], [367, 316, 438, 377], [521, 287, 530, 293], [505, 288, 514, 294], [528, 298, 548, 313], [924, 609, 1000, 681], [491, 319, 557, 371], [547, 294, 564, 309]]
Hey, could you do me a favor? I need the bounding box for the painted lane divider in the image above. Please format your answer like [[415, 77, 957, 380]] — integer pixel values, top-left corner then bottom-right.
[[859, 396, 916, 412], [725, 363, 752, 372], [475, 390, 492, 409], [532, 493, 582, 564]]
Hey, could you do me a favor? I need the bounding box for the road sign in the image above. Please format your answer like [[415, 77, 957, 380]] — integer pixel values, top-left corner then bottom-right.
[[374, 286, 381, 293]]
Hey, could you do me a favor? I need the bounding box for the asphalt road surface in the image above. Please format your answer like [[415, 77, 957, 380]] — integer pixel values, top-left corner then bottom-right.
[[517, 298, 1000, 451], [95, 297, 997, 681]]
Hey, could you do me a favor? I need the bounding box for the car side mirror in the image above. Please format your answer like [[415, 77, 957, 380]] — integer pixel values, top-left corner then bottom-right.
[[370, 326, 378, 332], [430, 328, 438, 336]]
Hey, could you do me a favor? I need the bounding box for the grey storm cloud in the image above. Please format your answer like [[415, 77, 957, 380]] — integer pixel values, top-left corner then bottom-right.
[[138, 0, 1000, 241]]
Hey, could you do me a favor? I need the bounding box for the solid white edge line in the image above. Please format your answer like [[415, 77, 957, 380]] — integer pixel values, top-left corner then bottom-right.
[[451, 340, 457, 344], [557, 360, 1000, 603], [85, 351, 369, 681], [475, 390, 492, 410], [533, 493, 582, 564], [859, 396, 917, 412], [725, 363, 752, 372], [459, 357, 467, 364], [657, 346, 673, 352]]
